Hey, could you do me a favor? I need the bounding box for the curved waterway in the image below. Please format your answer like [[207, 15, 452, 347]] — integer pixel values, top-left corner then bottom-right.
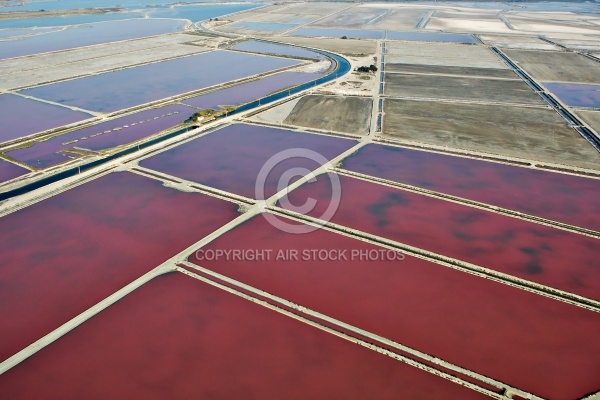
[[0, 40, 352, 200]]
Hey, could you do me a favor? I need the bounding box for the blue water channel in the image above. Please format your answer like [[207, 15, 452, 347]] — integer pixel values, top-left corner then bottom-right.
[[0, 41, 351, 200]]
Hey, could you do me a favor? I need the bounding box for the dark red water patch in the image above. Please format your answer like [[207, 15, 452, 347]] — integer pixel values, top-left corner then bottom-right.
[[0, 272, 489, 400], [0, 159, 28, 183], [188, 215, 600, 400], [0, 171, 238, 362], [0, 93, 91, 144], [7, 104, 193, 169], [283, 173, 600, 301], [342, 144, 600, 232], [139, 123, 356, 198]]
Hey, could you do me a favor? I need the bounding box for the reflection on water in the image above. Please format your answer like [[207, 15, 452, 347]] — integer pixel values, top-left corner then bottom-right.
[[292, 27, 384, 39]]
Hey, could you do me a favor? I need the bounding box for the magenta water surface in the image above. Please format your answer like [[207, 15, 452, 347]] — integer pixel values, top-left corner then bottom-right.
[[139, 123, 356, 198], [8, 104, 193, 168], [0, 171, 238, 362], [386, 31, 477, 43], [182, 71, 323, 109], [543, 82, 600, 108], [20, 51, 302, 113], [342, 144, 600, 231], [283, 173, 600, 301], [189, 214, 600, 400], [0, 272, 489, 399], [0, 94, 92, 144]]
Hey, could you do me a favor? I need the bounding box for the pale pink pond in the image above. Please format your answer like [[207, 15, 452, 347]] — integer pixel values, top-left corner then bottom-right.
[[0, 94, 92, 144]]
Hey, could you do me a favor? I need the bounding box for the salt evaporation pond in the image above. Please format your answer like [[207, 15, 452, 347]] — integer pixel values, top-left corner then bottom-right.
[[386, 30, 477, 43], [0, 93, 92, 144], [182, 71, 323, 110], [291, 27, 384, 39], [8, 104, 192, 168], [139, 123, 356, 198], [0, 159, 28, 184], [190, 214, 600, 400], [0, 171, 239, 363], [543, 82, 600, 108], [148, 3, 258, 22], [0, 18, 187, 60], [232, 40, 326, 60], [0, 272, 488, 399], [227, 21, 296, 32], [21, 51, 302, 113], [0, 12, 141, 29]]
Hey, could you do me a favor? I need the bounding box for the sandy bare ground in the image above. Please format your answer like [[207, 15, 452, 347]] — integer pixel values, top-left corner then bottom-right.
[[364, 8, 427, 30], [310, 7, 386, 29], [382, 98, 600, 170], [247, 97, 302, 126]]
